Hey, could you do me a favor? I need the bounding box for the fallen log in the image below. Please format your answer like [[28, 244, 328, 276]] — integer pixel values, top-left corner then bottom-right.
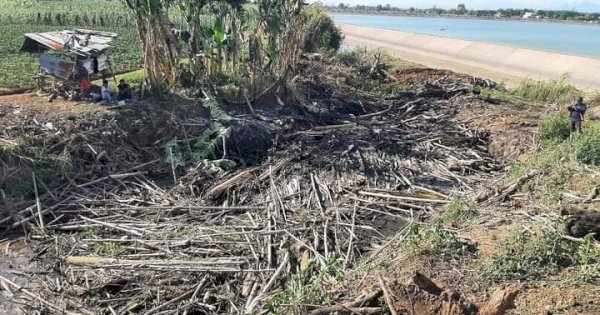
[[476, 171, 540, 204], [205, 168, 259, 199]]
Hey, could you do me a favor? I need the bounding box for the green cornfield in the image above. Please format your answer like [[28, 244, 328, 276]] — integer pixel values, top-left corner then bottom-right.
[[0, 0, 143, 87]]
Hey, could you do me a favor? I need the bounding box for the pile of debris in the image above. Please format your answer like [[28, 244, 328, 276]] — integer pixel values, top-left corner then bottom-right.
[[1, 58, 509, 314]]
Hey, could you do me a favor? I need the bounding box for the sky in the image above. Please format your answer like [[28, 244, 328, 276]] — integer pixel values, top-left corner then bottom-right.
[[312, 0, 600, 12]]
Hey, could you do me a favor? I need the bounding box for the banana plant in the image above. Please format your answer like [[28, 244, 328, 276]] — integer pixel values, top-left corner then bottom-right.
[[122, 0, 309, 93], [122, 0, 181, 91]]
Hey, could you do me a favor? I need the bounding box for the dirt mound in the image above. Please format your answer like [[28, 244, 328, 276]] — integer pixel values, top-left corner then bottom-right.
[[453, 99, 543, 164], [226, 119, 274, 164]]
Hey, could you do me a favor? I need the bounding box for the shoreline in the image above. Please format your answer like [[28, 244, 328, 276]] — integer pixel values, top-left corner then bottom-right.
[[328, 10, 600, 27], [338, 22, 600, 60], [339, 23, 600, 90]]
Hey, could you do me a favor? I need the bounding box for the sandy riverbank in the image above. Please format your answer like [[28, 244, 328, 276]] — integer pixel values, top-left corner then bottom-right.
[[339, 23, 600, 90]]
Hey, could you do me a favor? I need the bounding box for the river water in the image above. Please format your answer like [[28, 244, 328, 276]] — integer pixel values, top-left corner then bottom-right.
[[332, 14, 600, 58]]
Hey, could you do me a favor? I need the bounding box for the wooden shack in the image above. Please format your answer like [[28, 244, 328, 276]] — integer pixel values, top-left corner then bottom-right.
[[20, 29, 117, 81]]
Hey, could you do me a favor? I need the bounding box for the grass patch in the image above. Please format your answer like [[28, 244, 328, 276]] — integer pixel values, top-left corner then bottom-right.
[[93, 242, 125, 256], [507, 143, 589, 205], [336, 47, 379, 66], [480, 87, 530, 104], [480, 221, 599, 282], [92, 69, 147, 87], [437, 195, 479, 226], [508, 143, 566, 180], [385, 57, 422, 73], [407, 224, 476, 256], [377, 82, 411, 96], [512, 75, 582, 107], [266, 253, 344, 314], [508, 116, 600, 205]]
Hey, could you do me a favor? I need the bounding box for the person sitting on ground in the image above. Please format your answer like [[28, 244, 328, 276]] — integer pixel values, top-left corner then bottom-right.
[[117, 79, 131, 101], [101, 80, 116, 102]]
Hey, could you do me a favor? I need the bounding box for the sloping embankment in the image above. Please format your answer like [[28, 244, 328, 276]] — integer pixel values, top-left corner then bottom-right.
[[340, 23, 600, 89]]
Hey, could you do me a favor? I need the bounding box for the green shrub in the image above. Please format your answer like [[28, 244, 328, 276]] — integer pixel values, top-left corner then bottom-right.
[[481, 230, 573, 280], [480, 220, 599, 281], [539, 115, 570, 145], [301, 5, 342, 53], [336, 49, 359, 65], [573, 234, 600, 283], [345, 75, 377, 91], [572, 123, 600, 165], [336, 47, 374, 67]]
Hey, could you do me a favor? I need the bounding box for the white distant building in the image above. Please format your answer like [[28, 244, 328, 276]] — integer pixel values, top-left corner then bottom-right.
[[523, 12, 537, 19]]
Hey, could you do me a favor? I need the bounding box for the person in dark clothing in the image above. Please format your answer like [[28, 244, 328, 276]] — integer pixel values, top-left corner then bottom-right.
[[117, 79, 131, 101], [575, 97, 587, 120], [74, 62, 91, 98], [568, 97, 587, 134], [92, 57, 99, 74]]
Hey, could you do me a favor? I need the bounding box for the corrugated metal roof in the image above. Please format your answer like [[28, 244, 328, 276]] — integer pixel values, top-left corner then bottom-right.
[[20, 29, 118, 56]]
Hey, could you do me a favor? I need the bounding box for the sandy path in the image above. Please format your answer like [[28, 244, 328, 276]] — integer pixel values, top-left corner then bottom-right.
[[340, 23, 600, 90]]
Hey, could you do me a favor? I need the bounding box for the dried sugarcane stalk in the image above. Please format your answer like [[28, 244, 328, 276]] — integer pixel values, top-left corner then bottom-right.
[[377, 272, 398, 315], [0, 275, 90, 315]]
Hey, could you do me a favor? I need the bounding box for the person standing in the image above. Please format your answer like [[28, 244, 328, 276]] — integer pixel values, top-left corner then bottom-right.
[[575, 97, 587, 120], [568, 97, 587, 134]]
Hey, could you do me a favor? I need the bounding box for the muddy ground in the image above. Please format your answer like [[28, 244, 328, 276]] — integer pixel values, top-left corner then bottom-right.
[[0, 57, 598, 314]]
